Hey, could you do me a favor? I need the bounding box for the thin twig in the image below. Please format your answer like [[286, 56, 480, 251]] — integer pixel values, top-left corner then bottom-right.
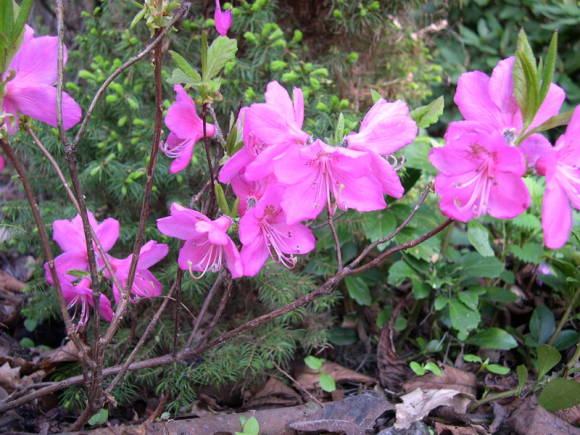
[[198, 278, 233, 345], [273, 362, 323, 407], [72, 3, 191, 149], [207, 103, 227, 146], [327, 211, 342, 271], [186, 272, 225, 348]]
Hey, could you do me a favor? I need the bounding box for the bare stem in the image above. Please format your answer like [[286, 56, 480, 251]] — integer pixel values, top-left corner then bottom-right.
[[186, 272, 225, 348], [327, 211, 342, 271], [547, 285, 580, 346]]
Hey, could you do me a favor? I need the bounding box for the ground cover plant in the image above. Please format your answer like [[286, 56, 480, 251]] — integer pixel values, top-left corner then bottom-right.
[[0, 0, 578, 433]]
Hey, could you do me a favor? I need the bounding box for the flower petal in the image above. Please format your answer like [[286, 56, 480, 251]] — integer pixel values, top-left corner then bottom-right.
[[454, 71, 500, 127], [542, 180, 572, 249], [487, 173, 530, 219]]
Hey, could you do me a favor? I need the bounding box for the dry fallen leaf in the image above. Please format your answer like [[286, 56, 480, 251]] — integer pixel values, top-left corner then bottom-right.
[[508, 397, 580, 435], [37, 340, 86, 368], [0, 362, 22, 392], [403, 365, 477, 397], [295, 361, 376, 391], [289, 393, 393, 435], [395, 388, 472, 430], [435, 421, 479, 435], [245, 376, 301, 408]]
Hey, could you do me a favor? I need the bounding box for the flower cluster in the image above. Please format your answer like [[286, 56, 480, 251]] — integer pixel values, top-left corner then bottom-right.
[[158, 81, 417, 277], [45, 212, 168, 325], [430, 56, 579, 249]]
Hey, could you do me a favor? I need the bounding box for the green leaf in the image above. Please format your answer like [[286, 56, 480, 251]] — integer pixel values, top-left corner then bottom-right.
[[538, 32, 558, 102], [170, 51, 201, 83], [525, 110, 573, 136], [511, 213, 542, 231], [12, 0, 33, 43], [509, 242, 543, 264], [328, 327, 358, 346], [334, 113, 344, 146], [459, 252, 504, 280], [516, 365, 528, 392], [467, 221, 494, 257], [88, 409, 109, 426], [24, 318, 38, 332], [0, 1, 14, 44], [410, 96, 444, 129], [424, 362, 442, 376], [19, 337, 34, 348], [241, 416, 260, 435], [530, 305, 555, 345], [486, 364, 510, 375], [450, 299, 481, 333], [411, 278, 430, 300], [214, 182, 230, 216], [319, 373, 336, 392], [362, 210, 396, 247], [538, 378, 580, 412], [467, 328, 518, 350], [463, 354, 483, 364], [536, 344, 561, 381], [67, 269, 91, 278], [553, 330, 580, 351], [387, 260, 419, 286], [370, 89, 381, 103], [304, 355, 324, 371], [205, 36, 238, 80], [345, 276, 372, 306], [483, 286, 518, 303], [409, 361, 426, 375], [457, 288, 483, 310]]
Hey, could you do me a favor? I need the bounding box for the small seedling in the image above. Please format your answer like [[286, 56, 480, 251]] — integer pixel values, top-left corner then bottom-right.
[[409, 361, 443, 376], [305, 355, 336, 392], [464, 354, 510, 375], [236, 416, 260, 435]]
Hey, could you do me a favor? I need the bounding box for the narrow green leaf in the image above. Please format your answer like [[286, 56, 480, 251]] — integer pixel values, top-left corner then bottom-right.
[[214, 182, 230, 216], [12, 0, 33, 43], [425, 362, 443, 376], [201, 31, 208, 80], [467, 221, 494, 257], [516, 29, 536, 74], [536, 344, 561, 381], [467, 328, 518, 350], [319, 373, 336, 392], [410, 96, 444, 129], [486, 364, 510, 375], [334, 113, 344, 146], [463, 354, 483, 364], [370, 89, 381, 103], [539, 32, 558, 102], [0, 1, 14, 43], [538, 378, 580, 411], [516, 364, 528, 392], [170, 50, 201, 83], [525, 110, 573, 136]]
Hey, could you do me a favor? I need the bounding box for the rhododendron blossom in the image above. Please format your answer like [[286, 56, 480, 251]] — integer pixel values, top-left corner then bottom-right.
[[1, 25, 81, 134], [430, 130, 530, 221], [157, 204, 243, 278], [61, 277, 113, 325], [214, 0, 233, 36], [239, 187, 315, 276], [162, 85, 215, 174], [106, 241, 169, 302], [274, 139, 390, 224], [535, 106, 580, 249]]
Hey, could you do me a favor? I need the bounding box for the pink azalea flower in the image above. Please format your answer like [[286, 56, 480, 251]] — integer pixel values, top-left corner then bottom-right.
[[0, 156, 4, 172], [156, 203, 243, 278], [274, 139, 389, 224], [535, 106, 580, 249], [214, 0, 233, 36], [105, 240, 169, 302], [239, 186, 315, 276], [347, 99, 417, 155], [162, 85, 215, 174], [48, 212, 120, 282], [430, 130, 530, 222], [2, 25, 81, 134], [231, 172, 270, 216], [61, 277, 113, 324], [221, 82, 309, 183]]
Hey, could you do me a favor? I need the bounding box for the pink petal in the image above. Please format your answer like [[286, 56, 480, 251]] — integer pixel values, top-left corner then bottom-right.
[[98, 294, 114, 322], [0, 156, 4, 173], [542, 181, 572, 249], [293, 87, 304, 127], [487, 173, 530, 219], [265, 81, 295, 121], [339, 174, 386, 213], [493, 142, 526, 175], [96, 218, 120, 252], [520, 134, 552, 168], [529, 83, 566, 131], [434, 173, 478, 222], [169, 139, 195, 174], [157, 210, 204, 240], [52, 251, 89, 282], [219, 147, 253, 183], [245, 143, 290, 181], [177, 239, 210, 271], [272, 146, 315, 184], [53, 216, 85, 252], [277, 222, 315, 254], [488, 57, 520, 128], [8, 34, 64, 86], [241, 238, 270, 277], [214, 0, 233, 36], [137, 241, 169, 269], [6, 85, 81, 130], [454, 71, 500, 127], [281, 180, 324, 224], [165, 101, 206, 141], [223, 239, 244, 278], [239, 211, 262, 245], [365, 152, 404, 198]]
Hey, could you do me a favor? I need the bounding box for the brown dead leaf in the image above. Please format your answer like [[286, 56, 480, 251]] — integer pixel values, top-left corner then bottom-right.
[[556, 405, 580, 426], [245, 376, 301, 409], [0, 271, 25, 293], [435, 421, 479, 435], [403, 365, 476, 397], [0, 362, 22, 392], [395, 388, 472, 430], [289, 393, 393, 435], [37, 340, 86, 369], [508, 397, 580, 435], [295, 361, 376, 391]]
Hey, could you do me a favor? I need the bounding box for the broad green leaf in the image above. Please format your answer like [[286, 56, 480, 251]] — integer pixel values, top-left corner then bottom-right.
[[434, 295, 450, 311], [553, 330, 580, 351], [170, 51, 201, 83], [516, 365, 528, 392], [538, 32, 558, 102], [486, 364, 510, 375], [327, 327, 358, 346], [345, 276, 372, 306], [304, 355, 324, 371], [483, 286, 518, 303], [242, 416, 260, 435], [536, 344, 561, 381], [467, 328, 518, 350], [530, 305, 555, 345], [409, 361, 426, 376], [459, 252, 504, 280], [509, 242, 543, 264], [88, 409, 109, 426], [205, 36, 237, 80], [410, 96, 444, 129], [319, 373, 336, 392], [463, 354, 483, 364], [168, 69, 202, 87], [370, 89, 381, 103], [450, 299, 481, 333], [467, 221, 494, 257], [362, 210, 396, 247], [538, 378, 580, 411], [411, 278, 430, 300], [424, 362, 443, 376], [387, 260, 418, 286], [458, 288, 484, 310]]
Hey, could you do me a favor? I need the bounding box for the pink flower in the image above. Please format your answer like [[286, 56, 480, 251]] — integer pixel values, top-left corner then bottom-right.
[[1, 25, 81, 135], [239, 186, 315, 276], [106, 241, 169, 302], [61, 277, 113, 324], [274, 139, 389, 224], [430, 130, 530, 222], [48, 212, 120, 282], [214, 0, 233, 36], [231, 172, 270, 216], [347, 99, 417, 155], [220, 82, 309, 183], [156, 203, 243, 278], [535, 106, 580, 249], [0, 156, 4, 172], [162, 85, 215, 174]]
